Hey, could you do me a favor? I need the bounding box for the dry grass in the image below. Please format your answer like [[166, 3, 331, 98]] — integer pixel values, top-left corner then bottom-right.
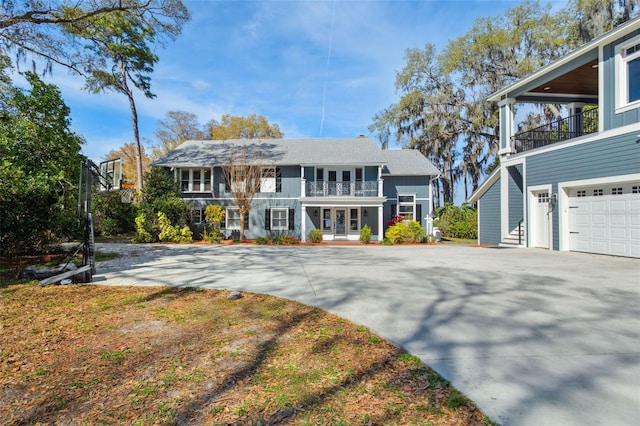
[[0, 273, 493, 425]]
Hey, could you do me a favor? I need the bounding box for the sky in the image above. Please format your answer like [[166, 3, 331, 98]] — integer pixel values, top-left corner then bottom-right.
[[11, 0, 560, 202]]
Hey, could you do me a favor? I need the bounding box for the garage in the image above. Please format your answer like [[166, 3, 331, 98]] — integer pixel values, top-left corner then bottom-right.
[[568, 182, 640, 258]]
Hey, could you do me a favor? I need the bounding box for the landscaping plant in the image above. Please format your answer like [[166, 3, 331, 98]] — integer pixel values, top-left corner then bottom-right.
[[359, 224, 372, 244]]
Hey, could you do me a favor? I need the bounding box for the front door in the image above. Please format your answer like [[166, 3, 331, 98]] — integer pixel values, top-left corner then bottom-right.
[[531, 190, 550, 249], [335, 209, 347, 237]]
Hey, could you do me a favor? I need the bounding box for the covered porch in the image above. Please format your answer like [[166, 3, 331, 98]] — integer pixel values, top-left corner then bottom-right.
[[301, 199, 384, 242]]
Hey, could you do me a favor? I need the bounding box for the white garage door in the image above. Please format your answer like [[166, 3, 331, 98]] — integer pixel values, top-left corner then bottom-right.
[[568, 183, 640, 258]]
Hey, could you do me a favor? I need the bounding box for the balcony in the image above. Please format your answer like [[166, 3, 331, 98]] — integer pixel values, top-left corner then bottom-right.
[[512, 107, 598, 153], [305, 181, 379, 197]]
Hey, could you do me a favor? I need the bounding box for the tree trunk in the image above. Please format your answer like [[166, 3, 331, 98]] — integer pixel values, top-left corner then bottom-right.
[[120, 66, 144, 190], [239, 210, 246, 241]]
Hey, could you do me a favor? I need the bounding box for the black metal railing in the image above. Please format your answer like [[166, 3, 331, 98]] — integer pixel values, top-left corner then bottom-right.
[[512, 107, 598, 153], [305, 181, 378, 197], [518, 219, 524, 245]]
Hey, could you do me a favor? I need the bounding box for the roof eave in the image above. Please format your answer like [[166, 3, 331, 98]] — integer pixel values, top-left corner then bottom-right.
[[488, 17, 640, 102]]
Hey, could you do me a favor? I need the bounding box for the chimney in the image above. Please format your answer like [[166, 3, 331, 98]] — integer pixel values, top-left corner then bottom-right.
[[358, 134, 365, 138]]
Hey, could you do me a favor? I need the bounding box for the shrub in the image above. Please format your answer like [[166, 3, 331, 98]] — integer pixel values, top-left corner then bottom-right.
[[133, 213, 155, 243], [204, 205, 225, 228], [202, 228, 222, 244], [308, 228, 323, 243], [92, 190, 137, 236], [255, 237, 269, 245], [381, 237, 394, 245], [271, 234, 300, 245], [157, 212, 193, 243], [359, 225, 372, 244], [434, 202, 477, 239], [386, 214, 404, 228], [385, 220, 425, 244]]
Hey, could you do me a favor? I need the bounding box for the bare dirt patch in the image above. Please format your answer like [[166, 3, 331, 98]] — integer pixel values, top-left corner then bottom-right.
[[0, 282, 492, 425]]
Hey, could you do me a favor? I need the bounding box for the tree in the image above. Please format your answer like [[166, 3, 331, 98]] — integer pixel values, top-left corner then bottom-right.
[[210, 114, 284, 140], [0, 0, 189, 75], [369, 0, 636, 205], [0, 72, 84, 254], [152, 110, 207, 159], [65, 12, 158, 191], [221, 144, 265, 240], [105, 142, 151, 187]]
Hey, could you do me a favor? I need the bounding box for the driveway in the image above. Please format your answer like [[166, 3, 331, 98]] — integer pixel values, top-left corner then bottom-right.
[[95, 243, 640, 426]]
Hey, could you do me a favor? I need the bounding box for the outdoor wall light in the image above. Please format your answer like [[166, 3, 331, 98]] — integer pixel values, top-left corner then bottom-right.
[[314, 210, 318, 217], [363, 210, 368, 217]]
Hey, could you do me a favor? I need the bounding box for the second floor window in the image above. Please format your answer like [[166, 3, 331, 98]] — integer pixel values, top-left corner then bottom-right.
[[617, 35, 640, 110], [180, 169, 212, 192], [398, 194, 416, 220]]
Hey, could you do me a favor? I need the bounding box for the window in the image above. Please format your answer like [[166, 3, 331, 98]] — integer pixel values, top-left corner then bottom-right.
[[261, 167, 275, 192], [316, 168, 324, 181], [191, 208, 202, 224], [349, 209, 358, 231], [398, 194, 416, 220], [537, 192, 550, 203], [323, 209, 332, 231], [612, 187, 623, 195], [180, 169, 212, 192], [181, 170, 190, 191], [616, 36, 640, 110], [355, 168, 363, 182], [593, 188, 603, 196], [226, 208, 240, 229], [576, 190, 586, 197], [633, 186, 639, 194], [271, 208, 288, 230]]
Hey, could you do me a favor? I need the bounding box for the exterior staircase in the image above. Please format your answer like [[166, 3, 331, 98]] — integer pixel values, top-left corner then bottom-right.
[[499, 221, 526, 248]]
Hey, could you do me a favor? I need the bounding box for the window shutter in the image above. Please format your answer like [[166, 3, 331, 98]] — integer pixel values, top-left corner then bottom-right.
[[265, 209, 271, 230], [391, 204, 397, 216], [288, 208, 295, 231], [276, 167, 282, 193], [244, 214, 249, 230], [416, 204, 422, 222]]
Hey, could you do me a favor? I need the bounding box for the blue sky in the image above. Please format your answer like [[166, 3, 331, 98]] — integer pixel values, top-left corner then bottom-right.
[[13, 0, 560, 201]]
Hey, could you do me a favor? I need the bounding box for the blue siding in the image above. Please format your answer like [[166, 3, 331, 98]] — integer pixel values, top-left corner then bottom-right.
[[383, 176, 430, 199], [602, 28, 640, 131], [508, 165, 524, 231], [478, 177, 501, 245], [526, 132, 640, 249]]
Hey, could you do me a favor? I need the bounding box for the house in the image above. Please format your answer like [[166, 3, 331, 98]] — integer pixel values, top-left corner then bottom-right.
[[469, 18, 640, 258], [153, 137, 440, 241]]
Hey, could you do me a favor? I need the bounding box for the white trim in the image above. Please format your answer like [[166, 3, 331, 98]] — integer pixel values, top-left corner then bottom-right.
[[225, 207, 240, 230], [270, 207, 289, 231], [614, 33, 640, 112], [557, 173, 640, 251], [468, 168, 500, 202], [598, 44, 604, 132], [500, 123, 640, 166]]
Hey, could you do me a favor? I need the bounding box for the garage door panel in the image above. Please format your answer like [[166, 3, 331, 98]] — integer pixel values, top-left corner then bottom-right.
[[568, 183, 639, 258]]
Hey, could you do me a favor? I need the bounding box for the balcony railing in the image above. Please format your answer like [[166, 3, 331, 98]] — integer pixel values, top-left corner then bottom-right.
[[512, 106, 598, 153], [305, 181, 379, 197]]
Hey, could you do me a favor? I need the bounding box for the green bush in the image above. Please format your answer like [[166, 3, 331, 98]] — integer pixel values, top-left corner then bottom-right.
[[384, 220, 425, 244], [255, 237, 269, 245], [308, 228, 323, 243], [271, 234, 300, 245], [92, 190, 137, 236], [133, 213, 155, 243], [359, 225, 372, 244], [157, 212, 192, 243], [381, 237, 394, 245], [202, 228, 222, 244], [434, 203, 477, 239]]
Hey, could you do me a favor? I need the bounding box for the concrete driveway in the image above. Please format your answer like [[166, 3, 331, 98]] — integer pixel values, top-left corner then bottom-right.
[[95, 243, 640, 426]]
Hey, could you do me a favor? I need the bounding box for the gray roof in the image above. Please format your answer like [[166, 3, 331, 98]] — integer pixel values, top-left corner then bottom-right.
[[380, 149, 441, 176], [153, 137, 440, 176]]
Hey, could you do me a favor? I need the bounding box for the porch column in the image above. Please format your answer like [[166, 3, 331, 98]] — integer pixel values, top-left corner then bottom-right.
[[378, 165, 383, 197], [500, 166, 509, 240], [300, 166, 306, 197], [301, 205, 307, 242], [498, 98, 516, 156], [378, 205, 383, 241]]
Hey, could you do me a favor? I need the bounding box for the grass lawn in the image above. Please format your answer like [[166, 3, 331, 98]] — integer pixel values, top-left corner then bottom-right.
[[0, 256, 494, 425], [439, 237, 478, 246]]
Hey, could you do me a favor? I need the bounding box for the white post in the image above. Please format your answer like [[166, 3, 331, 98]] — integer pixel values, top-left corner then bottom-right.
[[378, 205, 383, 241], [377, 165, 383, 197], [301, 205, 307, 242], [300, 166, 306, 197]]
